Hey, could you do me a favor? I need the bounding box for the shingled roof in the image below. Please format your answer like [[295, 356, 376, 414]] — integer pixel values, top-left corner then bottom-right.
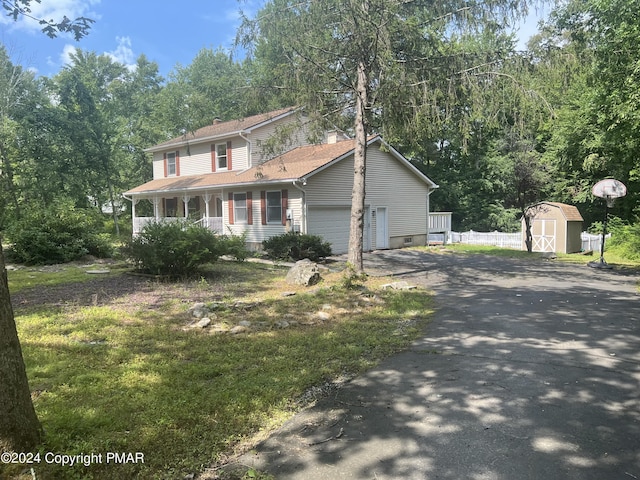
[[147, 107, 298, 152], [529, 202, 584, 222], [546, 202, 584, 222], [126, 136, 365, 196]]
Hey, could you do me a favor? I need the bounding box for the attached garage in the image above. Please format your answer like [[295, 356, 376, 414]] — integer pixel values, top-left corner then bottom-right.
[[307, 206, 370, 254]]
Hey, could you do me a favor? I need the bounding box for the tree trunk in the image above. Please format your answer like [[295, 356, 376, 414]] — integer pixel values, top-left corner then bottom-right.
[[524, 214, 533, 253], [0, 240, 43, 453], [347, 60, 368, 272]]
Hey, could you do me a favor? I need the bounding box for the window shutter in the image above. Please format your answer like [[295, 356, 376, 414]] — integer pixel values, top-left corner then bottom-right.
[[247, 192, 253, 225], [175, 150, 180, 176], [228, 192, 234, 225], [211, 144, 216, 172], [163, 153, 167, 177], [226, 141, 232, 170], [281, 189, 288, 225], [260, 191, 267, 225]]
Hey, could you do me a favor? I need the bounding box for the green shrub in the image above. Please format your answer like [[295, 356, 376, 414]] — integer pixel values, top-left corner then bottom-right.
[[125, 220, 224, 276], [605, 218, 640, 261], [8, 204, 114, 265], [262, 231, 332, 261], [220, 230, 250, 261]]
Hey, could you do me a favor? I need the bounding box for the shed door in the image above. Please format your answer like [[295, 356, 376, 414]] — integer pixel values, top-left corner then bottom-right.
[[532, 219, 556, 252], [308, 206, 370, 255]]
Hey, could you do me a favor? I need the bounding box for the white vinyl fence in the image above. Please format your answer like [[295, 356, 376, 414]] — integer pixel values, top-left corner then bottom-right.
[[429, 230, 610, 253]]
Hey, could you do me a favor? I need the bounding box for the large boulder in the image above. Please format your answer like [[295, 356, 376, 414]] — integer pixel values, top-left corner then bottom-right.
[[285, 259, 322, 286]]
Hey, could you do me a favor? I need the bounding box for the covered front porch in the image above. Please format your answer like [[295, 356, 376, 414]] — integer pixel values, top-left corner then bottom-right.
[[128, 191, 224, 235]]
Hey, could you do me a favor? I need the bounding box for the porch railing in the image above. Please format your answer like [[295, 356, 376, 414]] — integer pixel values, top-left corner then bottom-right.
[[133, 216, 223, 235]]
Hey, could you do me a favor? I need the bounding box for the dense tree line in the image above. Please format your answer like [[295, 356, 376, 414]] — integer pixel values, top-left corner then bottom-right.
[[1, 0, 638, 242]]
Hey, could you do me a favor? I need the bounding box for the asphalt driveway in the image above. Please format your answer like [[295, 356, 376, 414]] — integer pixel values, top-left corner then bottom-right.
[[225, 249, 640, 479]]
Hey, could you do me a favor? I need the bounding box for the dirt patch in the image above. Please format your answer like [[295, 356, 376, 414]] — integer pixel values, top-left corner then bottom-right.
[[10, 273, 231, 314]]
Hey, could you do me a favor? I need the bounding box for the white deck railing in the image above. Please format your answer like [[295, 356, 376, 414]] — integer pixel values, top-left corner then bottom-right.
[[429, 212, 452, 233]]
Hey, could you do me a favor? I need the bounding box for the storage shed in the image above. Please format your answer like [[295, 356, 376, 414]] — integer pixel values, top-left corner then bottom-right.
[[522, 202, 584, 254]]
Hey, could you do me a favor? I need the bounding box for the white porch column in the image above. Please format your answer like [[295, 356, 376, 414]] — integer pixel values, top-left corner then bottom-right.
[[153, 197, 161, 219], [182, 195, 191, 218], [131, 197, 138, 220], [203, 193, 212, 219]]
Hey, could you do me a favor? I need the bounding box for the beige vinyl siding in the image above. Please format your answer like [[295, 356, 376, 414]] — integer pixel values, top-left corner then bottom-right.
[[152, 153, 165, 179], [304, 154, 353, 205], [365, 147, 427, 237], [223, 186, 302, 244], [151, 140, 250, 180], [248, 117, 313, 166], [305, 144, 428, 249]]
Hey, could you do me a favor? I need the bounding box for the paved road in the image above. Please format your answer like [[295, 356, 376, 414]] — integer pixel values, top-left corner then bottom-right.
[[229, 250, 640, 479]]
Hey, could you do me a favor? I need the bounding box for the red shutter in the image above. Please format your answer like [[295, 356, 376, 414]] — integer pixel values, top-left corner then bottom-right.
[[247, 192, 253, 225], [260, 191, 267, 225], [211, 144, 216, 172], [281, 189, 288, 225], [228, 193, 234, 225], [227, 141, 232, 170], [175, 150, 180, 176], [163, 153, 167, 177]]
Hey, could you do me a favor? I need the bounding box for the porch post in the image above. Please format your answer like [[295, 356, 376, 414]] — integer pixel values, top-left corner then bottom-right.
[[182, 194, 191, 218], [203, 193, 212, 219], [153, 197, 161, 219], [131, 197, 138, 233]]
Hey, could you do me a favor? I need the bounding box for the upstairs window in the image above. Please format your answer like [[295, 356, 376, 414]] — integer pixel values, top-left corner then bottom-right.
[[216, 143, 227, 169], [167, 152, 176, 176]]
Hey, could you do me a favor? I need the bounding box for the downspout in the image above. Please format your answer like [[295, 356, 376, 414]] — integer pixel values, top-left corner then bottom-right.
[[238, 132, 252, 167], [426, 189, 433, 247], [292, 179, 307, 234]]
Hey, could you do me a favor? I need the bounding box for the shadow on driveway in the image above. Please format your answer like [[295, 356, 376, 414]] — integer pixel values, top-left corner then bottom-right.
[[219, 250, 640, 480]]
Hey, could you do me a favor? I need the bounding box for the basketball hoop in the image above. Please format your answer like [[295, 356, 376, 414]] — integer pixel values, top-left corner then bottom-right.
[[589, 178, 627, 269]]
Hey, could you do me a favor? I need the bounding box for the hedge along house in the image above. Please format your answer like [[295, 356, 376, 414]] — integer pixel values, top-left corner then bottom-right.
[[522, 202, 584, 254], [124, 108, 440, 254]]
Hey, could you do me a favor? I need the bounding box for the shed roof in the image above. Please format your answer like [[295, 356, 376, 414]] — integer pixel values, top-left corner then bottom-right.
[[529, 202, 584, 222]]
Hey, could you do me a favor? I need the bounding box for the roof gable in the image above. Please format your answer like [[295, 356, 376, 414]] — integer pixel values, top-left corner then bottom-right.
[[146, 107, 298, 152]]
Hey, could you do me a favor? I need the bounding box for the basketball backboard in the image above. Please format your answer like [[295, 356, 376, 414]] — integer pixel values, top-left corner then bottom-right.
[[592, 178, 627, 199]]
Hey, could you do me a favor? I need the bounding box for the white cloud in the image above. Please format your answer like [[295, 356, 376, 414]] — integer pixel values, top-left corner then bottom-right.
[[59, 43, 77, 66], [1, 0, 101, 35], [106, 36, 136, 71], [57, 37, 136, 71]]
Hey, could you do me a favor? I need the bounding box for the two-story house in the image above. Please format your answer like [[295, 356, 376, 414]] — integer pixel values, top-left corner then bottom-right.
[[124, 107, 446, 254]]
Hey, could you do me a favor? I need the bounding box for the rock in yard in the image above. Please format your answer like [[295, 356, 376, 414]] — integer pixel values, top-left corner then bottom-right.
[[285, 259, 322, 286], [230, 325, 249, 335], [189, 302, 208, 318], [194, 318, 211, 328], [381, 281, 417, 290]]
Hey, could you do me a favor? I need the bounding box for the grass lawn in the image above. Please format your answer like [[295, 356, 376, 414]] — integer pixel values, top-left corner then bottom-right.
[[4, 260, 433, 480], [425, 243, 640, 268]]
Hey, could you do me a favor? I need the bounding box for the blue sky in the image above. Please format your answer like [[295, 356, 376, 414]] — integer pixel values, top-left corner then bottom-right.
[[0, 0, 544, 80], [0, 0, 262, 78]]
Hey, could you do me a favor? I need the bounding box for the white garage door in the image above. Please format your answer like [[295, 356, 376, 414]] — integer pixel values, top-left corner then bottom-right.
[[308, 206, 370, 255]]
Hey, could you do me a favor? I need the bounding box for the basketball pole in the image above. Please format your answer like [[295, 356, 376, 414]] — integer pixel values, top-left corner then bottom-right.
[[589, 195, 613, 269]]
